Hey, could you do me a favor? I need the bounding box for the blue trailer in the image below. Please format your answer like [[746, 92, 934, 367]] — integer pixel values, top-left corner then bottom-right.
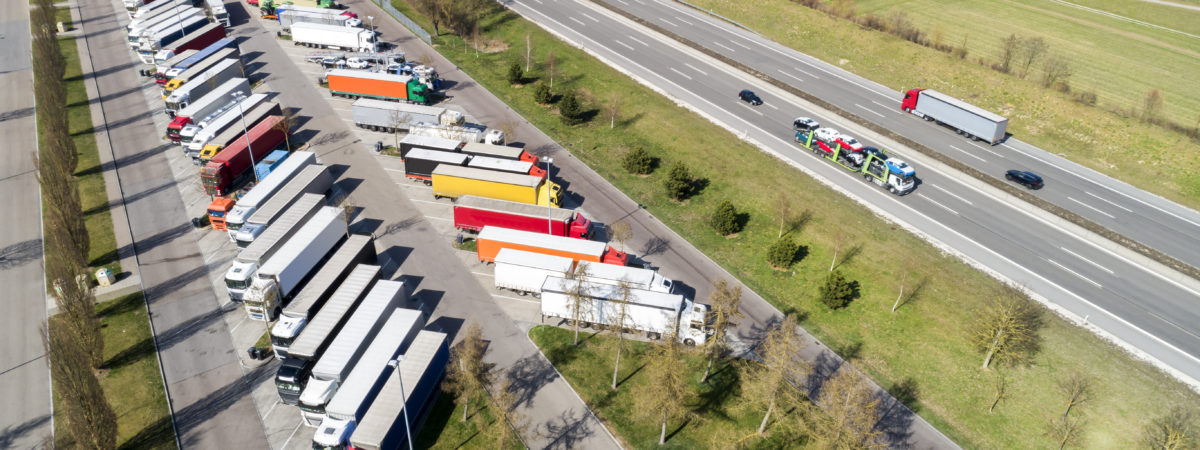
[[254, 150, 290, 181]]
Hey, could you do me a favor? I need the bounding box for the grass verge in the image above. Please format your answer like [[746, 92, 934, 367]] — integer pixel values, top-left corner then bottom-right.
[[51, 293, 174, 449], [394, 2, 1200, 448], [415, 390, 521, 449]]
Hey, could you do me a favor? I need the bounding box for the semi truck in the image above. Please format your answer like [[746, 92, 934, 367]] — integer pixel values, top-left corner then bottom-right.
[[794, 130, 915, 195], [431, 165, 562, 207], [224, 193, 324, 301], [128, 0, 193, 20], [298, 280, 408, 426], [259, 0, 337, 15], [290, 22, 374, 52], [325, 70, 428, 104], [196, 105, 280, 164], [312, 308, 426, 449], [271, 234, 375, 359], [401, 149, 468, 182], [166, 77, 248, 141], [468, 155, 544, 177], [161, 47, 240, 99], [407, 122, 488, 145], [156, 37, 236, 83], [541, 276, 710, 345], [493, 248, 672, 296], [180, 93, 267, 147], [254, 149, 290, 181], [453, 196, 592, 238], [901, 88, 1008, 145], [204, 0, 229, 27], [280, 9, 354, 31], [277, 264, 380, 404], [238, 164, 332, 247], [201, 112, 287, 195], [135, 15, 210, 64], [350, 99, 462, 133], [148, 49, 197, 82], [243, 206, 347, 321], [397, 134, 461, 160], [475, 226, 627, 265], [163, 56, 242, 111], [152, 22, 226, 66], [126, 6, 201, 47], [225, 151, 316, 240], [348, 330, 449, 450], [461, 142, 535, 162]]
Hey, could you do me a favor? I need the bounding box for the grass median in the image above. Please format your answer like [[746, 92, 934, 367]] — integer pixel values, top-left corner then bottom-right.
[[392, 1, 1200, 448]]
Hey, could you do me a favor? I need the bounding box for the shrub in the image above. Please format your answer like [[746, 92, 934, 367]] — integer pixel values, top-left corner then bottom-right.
[[506, 61, 523, 85], [767, 235, 798, 269], [709, 200, 740, 235], [533, 82, 552, 104], [1072, 90, 1098, 106], [622, 147, 654, 175], [819, 270, 856, 309], [559, 90, 583, 125], [663, 161, 694, 201]]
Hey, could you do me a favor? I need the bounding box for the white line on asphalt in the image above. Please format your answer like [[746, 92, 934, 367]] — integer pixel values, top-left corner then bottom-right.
[[384, 168, 404, 173], [871, 100, 895, 110], [767, 103, 779, 110], [569, 16, 585, 26], [674, 16, 694, 26], [660, 18, 677, 27], [1068, 196, 1116, 219], [668, 67, 692, 80], [494, 294, 540, 304], [712, 41, 735, 52], [228, 319, 243, 335], [791, 67, 817, 78], [628, 35, 649, 46], [930, 184, 974, 206], [855, 104, 885, 118], [471, 271, 495, 277], [581, 12, 600, 22], [965, 140, 1005, 158], [729, 39, 751, 49], [1047, 258, 1103, 288], [918, 194, 959, 215], [263, 399, 280, 419], [613, 39, 635, 51], [280, 422, 303, 450], [738, 102, 764, 116], [948, 144, 987, 163], [776, 69, 805, 82], [1085, 191, 1133, 213], [531, 0, 542, 3], [614, 0, 628, 4], [683, 63, 707, 75], [1060, 247, 1115, 274], [425, 215, 451, 221]]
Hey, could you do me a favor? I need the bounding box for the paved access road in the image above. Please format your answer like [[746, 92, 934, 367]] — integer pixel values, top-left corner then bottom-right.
[[501, 0, 1200, 386], [0, 0, 51, 447]]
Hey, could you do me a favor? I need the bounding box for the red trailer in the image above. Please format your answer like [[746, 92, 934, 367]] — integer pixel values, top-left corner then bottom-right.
[[202, 116, 286, 196], [453, 196, 592, 239], [153, 23, 227, 66]]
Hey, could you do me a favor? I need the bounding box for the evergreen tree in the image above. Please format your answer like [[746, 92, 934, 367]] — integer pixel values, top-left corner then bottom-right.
[[819, 270, 855, 309], [558, 90, 583, 125], [663, 162, 694, 201], [506, 61, 523, 84], [709, 200, 740, 235], [767, 235, 798, 269], [533, 82, 552, 104], [622, 147, 653, 175]]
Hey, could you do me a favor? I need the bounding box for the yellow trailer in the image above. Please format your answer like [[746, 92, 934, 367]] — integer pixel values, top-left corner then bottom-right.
[[432, 165, 562, 207]]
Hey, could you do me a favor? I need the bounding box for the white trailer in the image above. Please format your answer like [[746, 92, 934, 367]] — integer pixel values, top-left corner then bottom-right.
[[244, 206, 347, 321], [280, 10, 352, 31], [350, 99, 462, 133], [183, 97, 274, 156], [299, 280, 409, 426], [129, 0, 193, 20], [204, 0, 229, 27], [225, 151, 316, 240], [903, 89, 1008, 145], [495, 249, 675, 296], [313, 308, 426, 448], [271, 234, 375, 359], [290, 22, 375, 52], [238, 164, 332, 247], [127, 5, 200, 41], [224, 193, 323, 301], [163, 57, 243, 112], [540, 276, 710, 346], [407, 122, 488, 144], [135, 15, 209, 63], [349, 330, 449, 450], [286, 264, 380, 362]]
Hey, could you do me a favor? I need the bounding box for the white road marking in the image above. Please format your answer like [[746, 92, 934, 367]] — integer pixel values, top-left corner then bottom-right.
[[581, 12, 600, 22], [1047, 258, 1103, 288], [569, 16, 585, 26], [738, 102, 764, 116], [494, 294, 540, 304], [1085, 191, 1133, 213], [263, 399, 280, 419], [613, 39, 635, 51], [776, 69, 805, 83], [918, 194, 959, 215], [965, 141, 1005, 158], [531, 0, 541, 3], [384, 168, 404, 173], [660, 18, 677, 27], [948, 144, 987, 163], [1060, 247, 1115, 274], [855, 103, 885, 118], [793, 67, 818, 78], [712, 41, 735, 52], [930, 184, 974, 206], [668, 67, 692, 80], [683, 63, 707, 75], [425, 215, 451, 221], [766, 103, 779, 110], [1068, 196, 1115, 219], [674, 16, 694, 26], [471, 271, 495, 277], [405, 198, 446, 206], [871, 100, 895, 110], [628, 35, 649, 46], [280, 423, 303, 449], [614, 0, 628, 4], [729, 39, 751, 49]]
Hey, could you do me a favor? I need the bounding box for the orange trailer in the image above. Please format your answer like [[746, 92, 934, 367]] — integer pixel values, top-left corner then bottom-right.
[[325, 69, 428, 103], [475, 226, 627, 266]]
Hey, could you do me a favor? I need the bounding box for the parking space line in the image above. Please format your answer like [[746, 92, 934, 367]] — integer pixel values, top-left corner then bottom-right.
[[494, 294, 540, 304]]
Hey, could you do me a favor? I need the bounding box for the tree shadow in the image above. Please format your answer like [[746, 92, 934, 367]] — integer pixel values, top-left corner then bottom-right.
[[894, 277, 929, 311], [0, 238, 42, 270], [505, 353, 559, 410], [0, 414, 51, 449], [831, 243, 863, 271], [887, 377, 920, 413], [615, 362, 645, 389], [640, 237, 670, 256], [664, 417, 691, 443], [833, 340, 862, 361], [540, 408, 597, 450], [789, 209, 814, 236]]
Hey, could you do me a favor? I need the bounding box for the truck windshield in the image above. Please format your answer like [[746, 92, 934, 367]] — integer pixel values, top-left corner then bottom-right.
[[225, 277, 250, 290], [276, 381, 301, 394], [271, 334, 294, 348]]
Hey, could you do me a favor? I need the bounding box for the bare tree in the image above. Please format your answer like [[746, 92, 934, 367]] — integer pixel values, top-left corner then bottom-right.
[[816, 368, 886, 449], [988, 371, 1007, 413], [525, 31, 532, 72], [1046, 414, 1085, 450], [446, 322, 493, 422], [497, 120, 518, 144], [413, 0, 442, 36], [608, 280, 633, 390], [546, 50, 556, 88], [829, 230, 846, 272], [1019, 37, 1048, 79], [43, 323, 117, 450], [606, 92, 621, 129], [701, 279, 742, 383], [775, 193, 793, 238], [998, 33, 1020, 73], [472, 23, 480, 59], [607, 220, 632, 253], [972, 285, 1042, 369], [1143, 406, 1196, 449], [1143, 89, 1165, 123], [1058, 371, 1091, 419], [488, 377, 529, 449], [746, 314, 807, 435], [633, 329, 693, 445], [891, 270, 908, 313], [273, 107, 298, 151], [51, 272, 104, 369], [565, 261, 593, 346], [389, 108, 411, 149], [1041, 53, 1072, 89]]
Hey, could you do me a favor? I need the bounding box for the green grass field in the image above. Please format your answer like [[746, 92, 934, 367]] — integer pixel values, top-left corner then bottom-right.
[[415, 390, 523, 449], [394, 1, 1200, 448]]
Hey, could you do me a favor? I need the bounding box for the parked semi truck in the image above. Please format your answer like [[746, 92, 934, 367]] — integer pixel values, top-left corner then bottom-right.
[[454, 196, 592, 238], [348, 330, 448, 450], [397, 134, 461, 160], [277, 264, 380, 404], [495, 249, 673, 296], [225, 151, 315, 240], [794, 130, 915, 195], [136, 15, 209, 64], [244, 206, 346, 321], [401, 149, 467, 182], [468, 154, 544, 177], [350, 99, 462, 132], [126, 6, 201, 48], [312, 308, 426, 449], [196, 105, 280, 164], [541, 276, 710, 345], [271, 234, 375, 359], [431, 165, 562, 207], [178, 92, 265, 149], [166, 77, 248, 141], [325, 70, 428, 104], [201, 113, 288, 195], [298, 280, 408, 426], [152, 22, 225, 66], [254, 149, 290, 180], [128, 0, 193, 20], [163, 56, 242, 111], [280, 9, 354, 31], [407, 122, 489, 145], [224, 193, 324, 301], [148, 49, 197, 82], [160, 39, 238, 85], [238, 164, 332, 247], [204, 0, 229, 27], [290, 22, 374, 51], [259, 0, 337, 15], [476, 226, 627, 265], [901, 88, 1008, 145], [461, 142, 534, 162]]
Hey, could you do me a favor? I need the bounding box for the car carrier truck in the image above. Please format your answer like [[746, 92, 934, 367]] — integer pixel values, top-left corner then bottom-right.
[[541, 276, 710, 345], [224, 193, 324, 301], [243, 206, 346, 321], [475, 226, 627, 265], [431, 165, 561, 207], [270, 234, 375, 359], [901, 88, 1008, 145], [794, 130, 916, 195], [453, 196, 591, 238], [238, 164, 332, 247]]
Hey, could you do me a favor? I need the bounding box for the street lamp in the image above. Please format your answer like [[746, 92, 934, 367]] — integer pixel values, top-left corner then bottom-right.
[[541, 156, 553, 234], [368, 16, 375, 50], [232, 91, 259, 183], [386, 356, 413, 450]]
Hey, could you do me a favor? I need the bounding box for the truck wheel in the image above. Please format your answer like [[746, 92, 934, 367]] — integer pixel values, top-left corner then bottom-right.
[[517, 291, 527, 296], [684, 338, 696, 346], [532, 293, 541, 299]]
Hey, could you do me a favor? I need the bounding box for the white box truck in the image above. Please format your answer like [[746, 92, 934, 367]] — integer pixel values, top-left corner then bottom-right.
[[237, 164, 332, 247], [244, 206, 347, 321], [271, 234, 375, 359], [129, 0, 193, 20], [901, 88, 1008, 145], [349, 330, 449, 450], [135, 15, 209, 64], [312, 308, 426, 448], [225, 193, 323, 301], [290, 22, 375, 52], [494, 249, 675, 296], [540, 276, 711, 346], [280, 9, 353, 31], [350, 99, 462, 133], [184, 99, 278, 159], [225, 151, 316, 240], [298, 280, 409, 426]]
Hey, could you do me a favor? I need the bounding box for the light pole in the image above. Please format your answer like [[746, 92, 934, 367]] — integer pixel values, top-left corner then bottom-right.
[[368, 16, 375, 51], [541, 156, 553, 234], [386, 356, 413, 450], [232, 91, 260, 183]]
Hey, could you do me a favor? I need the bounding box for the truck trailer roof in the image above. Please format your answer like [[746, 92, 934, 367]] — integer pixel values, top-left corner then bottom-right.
[[310, 280, 407, 380], [352, 98, 444, 117], [468, 155, 532, 173], [456, 196, 576, 222], [248, 165, 330, 226], [236, 193, 325, 264], [231, 151, 316, 212], [398, 134, 461, 151], [495, 248, 574, 273], [920, 89, 1007, 123], [461, 142, 526, 160], [350, 330, 448, 449], [478, 226, 606, 257], [325, 68, 412, 84], [542, 276, 685, 312], [323, 308, 425, 419], [283, 234, 375, 318], [287, 264, 381, 360], [257, 206, 341, 278], [405, 148, 469, 165], [432, 165, 540, 188]]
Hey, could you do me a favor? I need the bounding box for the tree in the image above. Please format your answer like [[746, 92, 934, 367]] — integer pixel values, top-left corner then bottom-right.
[[1041, 52, 1073, 89], [988, 371, 1007, 413], [709, 200, 740, 235], [533, 82, 553, 104], [1046, 414, 1085, 450], [775, 193, 793, 238], [663, 161, 694, 201], [998, 33, 1020, 73], [891, 270, 908, 313], [1057, 371, 1091, 419], [607, 220, 632, 253], [746, 314, 807, 435], [471, 23, 481, 58], [389, 108, 411, 149], [828, 230, 846, 272], [622, 147, 653, 175], [633, 330, 694, 444], [488, 377, 529, 449], [413, 0, 443, 36], [558, 89, 583, 125], [274, 106, 298, 151], [52, 273, 104, 369], [972, 286, 1042, 369], [1143, 88, 1165, 123], [446, 322, 493, 422], [607, 92, 620, 129], [701, 280, 742, 383], [525, 31, 532, 72], [1019, 36, 1048, 79], [766, 234, 798, 269], [546, 51, 556, 88], [818, 270, 855, 310], [506, 61, 523, 85], [608, 281, 633, 390], [43, 323, 118, 450], [1143, 406, 1196, 449], [816, 368, 885, 449], [565, 261, 593, 346]]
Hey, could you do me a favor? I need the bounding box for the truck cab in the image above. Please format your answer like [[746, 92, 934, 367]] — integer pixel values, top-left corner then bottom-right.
[[299, 377, 339, 426], [900, 88, 923, 112], [271, 315, 308, 358], [680, 300, 712, 346], [863, 151, 915, 195], [312, 417, 355, 449], [224, 261, 257, 301], [275, 357, 312, 405], [234, 223, 266, 248], [207, 198, 236, 231]]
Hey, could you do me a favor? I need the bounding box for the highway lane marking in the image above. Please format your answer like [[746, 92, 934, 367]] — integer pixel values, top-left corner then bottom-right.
[[766, 103, 779, 110], [855, 104, 885, 118], [1060, 247, 1115, 274], [917, 194, 959, 215], [737, 102, 764, 116], [712, 41, 736, 52], [729, 39, 752, 49], [684, 63, 707, 75], [614, 39, 635, 51], [793, 67, 817, 78], [569, 16, 585, 26], [660, 17, 677, 27], [1047, 258, 1103, 288], [581, 12, 600, 22], [871, 100, 895, 110], [964, 141, 1005, 158], [668, 67, 693, 80], [948, 145, 987, 163], [1068, 196, 1115, 219], [776, 69, 805, 83], [628, 35, 650, 46], [1085, 191, 1132, 213], [930, 184, 974, 206], [674, 16, 694, 26], [614, 0, 628, 4]]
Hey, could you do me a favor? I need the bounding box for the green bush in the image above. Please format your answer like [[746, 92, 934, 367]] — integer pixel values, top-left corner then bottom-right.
[[558, 89, 583, 125], [533, 82, 553, 104], [664, 161, 694, 201], [767, 235, 798, 269], [709, 200, 741, 235], [819, 270, 855, 309], [506, 61, 523, 85], [622, 147, 654, 175]]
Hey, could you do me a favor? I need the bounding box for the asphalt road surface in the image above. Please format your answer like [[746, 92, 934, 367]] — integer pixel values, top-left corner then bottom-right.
[[500, 0, 1200, 386]]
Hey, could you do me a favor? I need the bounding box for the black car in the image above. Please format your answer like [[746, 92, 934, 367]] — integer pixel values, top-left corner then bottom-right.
[[1005, 170, 1044, 189], [738, 89, 762, 106], [862, 146, 887, 161]]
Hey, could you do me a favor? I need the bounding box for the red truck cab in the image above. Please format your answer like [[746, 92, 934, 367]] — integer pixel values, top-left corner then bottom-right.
[[901, 89, 923, 112]]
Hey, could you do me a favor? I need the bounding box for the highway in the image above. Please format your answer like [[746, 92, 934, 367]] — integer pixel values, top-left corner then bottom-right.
[[499, 0, 1200, 386], [0, 0, 51, 446]]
